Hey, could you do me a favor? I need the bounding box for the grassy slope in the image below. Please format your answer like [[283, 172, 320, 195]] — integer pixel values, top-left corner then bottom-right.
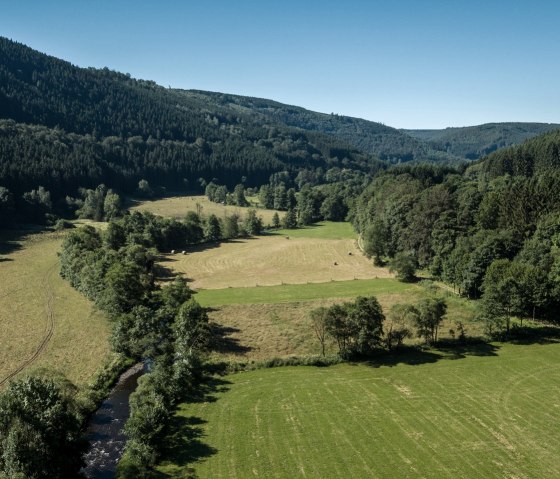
[[157, 341, 560, 479], [0, 230, 110, 387], [129, 195, 284, 225]]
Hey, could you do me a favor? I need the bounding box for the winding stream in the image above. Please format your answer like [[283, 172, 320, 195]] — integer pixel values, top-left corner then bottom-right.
[[81, 364, 145, 479]]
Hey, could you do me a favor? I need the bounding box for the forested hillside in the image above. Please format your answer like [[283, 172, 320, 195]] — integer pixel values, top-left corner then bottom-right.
[[402, 122, 560, 159], [354, 131, 560, 333], [0, 37, 381, 200], [184, 90, 456, 163], [475, 128, 560, 177]]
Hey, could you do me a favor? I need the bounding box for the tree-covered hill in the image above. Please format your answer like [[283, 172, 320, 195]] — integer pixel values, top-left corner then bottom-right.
[[402, 123, 560, 160], [181, 90, 457, 163], [473, 128, 560, 178], [0, 37, 382, 198]]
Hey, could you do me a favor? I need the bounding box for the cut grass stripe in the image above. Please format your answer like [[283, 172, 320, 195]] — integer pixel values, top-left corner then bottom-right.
[[195, 278, 416, 306]]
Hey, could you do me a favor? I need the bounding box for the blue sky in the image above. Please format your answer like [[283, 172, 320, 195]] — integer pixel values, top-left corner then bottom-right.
[[2, 0, 559, 128]]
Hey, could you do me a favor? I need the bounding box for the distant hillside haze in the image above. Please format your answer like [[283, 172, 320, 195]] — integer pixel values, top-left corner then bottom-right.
[[402, 123, 560, 160]]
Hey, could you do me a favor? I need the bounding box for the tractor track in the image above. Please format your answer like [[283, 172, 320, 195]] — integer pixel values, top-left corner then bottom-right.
[[0, 261, 57, 387]]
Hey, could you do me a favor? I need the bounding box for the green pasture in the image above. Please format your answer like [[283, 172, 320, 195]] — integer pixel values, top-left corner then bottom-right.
[[270, 221, 357, 240], [156, 340, 560, 478], [195, 278, 416, 306]]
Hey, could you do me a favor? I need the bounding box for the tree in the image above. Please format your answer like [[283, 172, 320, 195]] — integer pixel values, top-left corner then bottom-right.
[[273, 184, 288, 210], [320, 194, 347, 221], [204, 214, 222, 242], [258, 185, 274, 209], [103, 189, 123, 220], [415, 298, 447, 343], [364, 219, 389, 266], [222, 214, 240, 239], [233, 184, 249, 206], [324, 297, 385, 357], [0, 374, 86, 478], [272, 212, 281, 228], [385, 304, 415, 350], [136, 179, 153, 198], [389, 252, 417, 282], [282, 208, 298, 229], [310, 307, 329, 356], [346, 296, 385, 354], [172, 299, 209, 390], [243, 209, 263, 236]]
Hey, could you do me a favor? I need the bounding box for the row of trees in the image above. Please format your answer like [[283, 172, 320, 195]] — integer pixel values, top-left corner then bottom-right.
[[58, 215, 211, 475], [310, 296, 448, 357]]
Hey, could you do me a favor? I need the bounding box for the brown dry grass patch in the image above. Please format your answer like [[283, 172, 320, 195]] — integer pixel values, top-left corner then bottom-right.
[[129, 194, 283, 225]]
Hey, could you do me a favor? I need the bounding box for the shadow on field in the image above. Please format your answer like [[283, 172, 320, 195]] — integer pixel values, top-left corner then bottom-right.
[[362, 341, 500, 368], [507, 325, 560, 345], [187, 376, 232, 404], [153, 377, 232, 478], [209, 322, 252, 356], [153, 416, 217, 479]]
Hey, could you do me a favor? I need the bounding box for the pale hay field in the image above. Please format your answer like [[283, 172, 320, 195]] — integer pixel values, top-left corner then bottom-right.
[[0, 231, 110, 387], [162, 235, 391, 290], [130, 195, 283, 225]]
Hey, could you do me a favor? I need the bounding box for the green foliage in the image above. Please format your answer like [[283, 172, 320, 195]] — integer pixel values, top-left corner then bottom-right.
[[0, 374, 86, 478], [414, 298, 447, 343], [282, 208, 298, 229], [204, 214, 222, 242], [321, 296, 385, 357], [243, 209, 263, 236], [389, 252, 417, 282]]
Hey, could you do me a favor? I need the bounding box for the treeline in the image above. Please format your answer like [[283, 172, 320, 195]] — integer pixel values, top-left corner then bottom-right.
[[0, 181, 124, 227], [205, 168, 370, 228], [188, 90, 459, 163], [353, 158, 560, 335]]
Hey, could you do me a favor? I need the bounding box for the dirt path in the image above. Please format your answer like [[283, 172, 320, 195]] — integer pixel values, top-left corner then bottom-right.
[[0, 261, 57, 387]]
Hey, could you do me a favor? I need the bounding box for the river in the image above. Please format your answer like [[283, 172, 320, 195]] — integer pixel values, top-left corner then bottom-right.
[[81, 363, 145, 479]]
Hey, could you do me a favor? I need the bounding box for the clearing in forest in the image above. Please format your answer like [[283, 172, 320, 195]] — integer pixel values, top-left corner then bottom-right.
[[0, 230, 110, 387], [156, 341, 560, 479], [129, 194, 283, 225]]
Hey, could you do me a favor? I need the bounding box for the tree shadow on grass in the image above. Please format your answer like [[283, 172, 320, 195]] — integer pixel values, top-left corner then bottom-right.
[[361, 340, 500, 368], [507, 325, 560, 345], [186, 376, 232, 404], [209, 322, 252, 356], [152, 416, 217, 479]]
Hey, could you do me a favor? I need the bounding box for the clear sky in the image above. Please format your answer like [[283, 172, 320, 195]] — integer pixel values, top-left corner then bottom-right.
[[2, 0, 559, 128]]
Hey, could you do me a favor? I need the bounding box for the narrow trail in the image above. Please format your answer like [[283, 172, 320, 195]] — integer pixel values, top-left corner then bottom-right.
[[0, 261, 57, 387]]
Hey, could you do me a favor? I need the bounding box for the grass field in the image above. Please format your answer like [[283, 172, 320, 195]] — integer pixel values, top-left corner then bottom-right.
[[208, 291, 480, 361], [156, 341, 560, 478], [129, 195, 283, 225], [163, 234, 385, 290], [196, 278, 412, 306], [271, 221, 357, 240], [0, 230, 110, 387]]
